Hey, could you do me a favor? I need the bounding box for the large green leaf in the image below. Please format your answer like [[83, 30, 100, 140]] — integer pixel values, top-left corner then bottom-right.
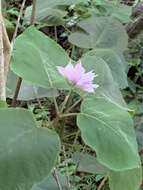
[[109, 167, 142, 190], [68, 16, 128, 52], [11, 26, 69, 89], [0, 108, 60, 190], [81, 55, 127, 109], [77, 95, 140, 171], [84, 50, 128, 89]]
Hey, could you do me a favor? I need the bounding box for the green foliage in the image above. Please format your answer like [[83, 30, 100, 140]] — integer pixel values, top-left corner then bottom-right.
[[3, 1, 143, 190], [77, 95, 140, 171], [84, 50, 128, 89], [81, 55, 127, 108], [69, 16, 129, 89], [0, 108, 60, 190], [11, 26, 69, 89], [68, 16, 128, 52]]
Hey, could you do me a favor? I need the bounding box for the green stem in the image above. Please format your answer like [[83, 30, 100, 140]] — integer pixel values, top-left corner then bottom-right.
[[66, 97, 82, 113], [53, 96, 60, 116], [60, 113, 78, 118], [66, 93, 88, 113], [60, 89, 73, 113]]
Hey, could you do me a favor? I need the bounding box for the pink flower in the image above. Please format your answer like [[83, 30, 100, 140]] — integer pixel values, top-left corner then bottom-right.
[[57, 61, 99, 93]]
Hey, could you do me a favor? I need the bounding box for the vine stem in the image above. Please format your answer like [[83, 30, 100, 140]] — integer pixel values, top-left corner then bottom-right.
[[97, 175, 108, 190], [11, 0, 37, 107]]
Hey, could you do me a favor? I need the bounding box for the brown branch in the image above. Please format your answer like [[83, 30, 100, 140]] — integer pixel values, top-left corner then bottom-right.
[[30, 0, 37, 25], [11, 77, 22, 107]]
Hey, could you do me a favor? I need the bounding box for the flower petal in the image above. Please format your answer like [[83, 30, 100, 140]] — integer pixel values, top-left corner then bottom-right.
[[64, 63, 75, 81], [81, 83, 97, 93], [83, 71, 95, 82], [57, 61, 99, 93], [73, 62, 86, 82]]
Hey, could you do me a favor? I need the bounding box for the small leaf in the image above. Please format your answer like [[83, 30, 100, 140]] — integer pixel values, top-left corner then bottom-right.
[[72, 152, 108, 174]]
